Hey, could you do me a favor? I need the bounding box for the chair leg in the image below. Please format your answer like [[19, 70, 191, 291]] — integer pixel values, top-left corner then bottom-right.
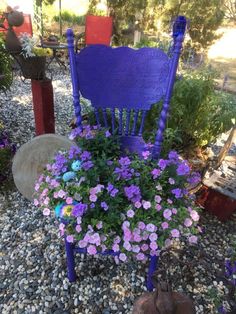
[[65, 237, 77, 282], [147, 255, 158, 291]]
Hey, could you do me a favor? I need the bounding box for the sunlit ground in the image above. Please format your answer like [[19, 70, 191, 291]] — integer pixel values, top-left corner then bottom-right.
[[208, 27, 236, 92]]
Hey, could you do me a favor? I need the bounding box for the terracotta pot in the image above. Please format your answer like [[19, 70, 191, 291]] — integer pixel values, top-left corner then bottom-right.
[[14, 55, 46, 80]]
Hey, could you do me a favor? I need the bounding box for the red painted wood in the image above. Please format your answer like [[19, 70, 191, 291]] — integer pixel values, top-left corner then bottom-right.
[[0, 14, 33, 35], [196, 185, 236, 221], [85, 15, 112, 46], [31, 79, 55, 135]]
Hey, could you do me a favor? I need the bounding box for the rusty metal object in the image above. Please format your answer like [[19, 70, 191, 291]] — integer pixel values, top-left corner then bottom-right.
[[133, 280, 195, 314]]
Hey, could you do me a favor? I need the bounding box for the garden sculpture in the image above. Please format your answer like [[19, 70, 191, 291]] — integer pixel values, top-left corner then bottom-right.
[[0, 6, 23, 53], [65, 15, 187, 291], [132, 281, 195, 314]]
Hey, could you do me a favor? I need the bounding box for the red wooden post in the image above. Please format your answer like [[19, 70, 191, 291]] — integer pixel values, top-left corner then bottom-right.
[[31, 79, 55, 135]]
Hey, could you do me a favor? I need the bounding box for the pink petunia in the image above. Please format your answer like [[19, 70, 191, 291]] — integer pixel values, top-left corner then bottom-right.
[[136, 253, 145, 261], [87, 244, 97, 255], [96, 221, 103, 229], [155, 195, 162, 203], [155, 204, 162, 211], [138, 221, 146, 230], [66, 235, 74, 243], [141, 243, 148, 252], [190, 210, 200, 222], [33, 199, 39, 206], [163, 209, 172, 219], [161, 222, 169, 230], [76, 224, 82, 233], [189, 235, 198, 244], [112, 243, 120, 252], [127, 209, 135, 218], [123, 241, 132, 251], [146, 223, 156, 232], [150, 242, 158, 251], [133, 234, 142, 242], [132, 245, 140, 253], [58, 190, 66, 198], [184, 218, 193, 227], [78, 240, 87, 248], [119, 253, 127, 262], [142, 200, 151, 210], [43, 208, 50, 216], [168, 178, 175, 185], [149, 233, 158, 242], [134, 201, 142, 208], [66, 197, 73, 204], [171, 229, 180, 238], [89, 194, 97, 202], [172, 208, 177, 214]]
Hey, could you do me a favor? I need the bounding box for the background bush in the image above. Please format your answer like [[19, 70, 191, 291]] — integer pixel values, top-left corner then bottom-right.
[[53, 11, 85, 26], [144, 66, 236, 154], [0, 36, 12, 92]]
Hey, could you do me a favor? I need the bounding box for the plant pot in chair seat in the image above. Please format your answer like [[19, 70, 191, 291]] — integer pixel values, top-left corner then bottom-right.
[[14, 55, 46, 80]]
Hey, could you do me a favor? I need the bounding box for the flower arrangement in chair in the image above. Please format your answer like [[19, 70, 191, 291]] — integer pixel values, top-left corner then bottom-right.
[[34, 125, 201, 290]]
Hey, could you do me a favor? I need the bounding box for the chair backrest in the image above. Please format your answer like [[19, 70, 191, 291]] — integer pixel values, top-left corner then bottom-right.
[[67, 16, 186, 159], [0, 14, 33, 36], [85, 15, 113, 46]]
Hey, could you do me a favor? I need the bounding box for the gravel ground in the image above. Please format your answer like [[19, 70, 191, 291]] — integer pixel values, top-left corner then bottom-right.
[[0, 67, 235, 314]]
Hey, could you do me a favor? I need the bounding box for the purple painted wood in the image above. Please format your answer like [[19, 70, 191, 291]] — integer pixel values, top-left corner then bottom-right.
[[147, 255, 158, 291], [66, 29, 82, 127], [118, 109, 123, 135], [65, 237, 77, 282], [111, 108, 115, 133], [138, 110, 147, 137], [153, 16, 187, 159], [66, 16, 186, 158], [75, 46, 170, 109], [102, 108, 108, 127], [65, 16, 186, 291], [131, 109, 139, 136]]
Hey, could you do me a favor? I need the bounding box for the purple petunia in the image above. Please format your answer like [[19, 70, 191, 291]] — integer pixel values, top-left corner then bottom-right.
[[171, 188, 182, 199], [158, 159, 168, 170], [72, 203, 87, 217], [176, 162, 190, 176]]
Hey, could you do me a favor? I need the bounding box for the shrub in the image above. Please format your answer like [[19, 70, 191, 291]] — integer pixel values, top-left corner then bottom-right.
[[53, 11, 85, 25], [34, 125, 201, 263], [0, 35, 12, 92], [0, 127, 15, 184], [144, 66, 236, 152]]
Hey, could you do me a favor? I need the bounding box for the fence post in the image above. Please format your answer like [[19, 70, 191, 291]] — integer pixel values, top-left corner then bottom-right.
[[31, 79, 55, 135]]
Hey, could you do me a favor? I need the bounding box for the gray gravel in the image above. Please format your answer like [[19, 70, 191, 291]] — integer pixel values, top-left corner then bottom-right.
[[0, 67, 235, 314]]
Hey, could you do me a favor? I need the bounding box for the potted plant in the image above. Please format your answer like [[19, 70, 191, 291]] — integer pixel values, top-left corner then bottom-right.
[[34, 125, 201, 263], [12, 33, 52, 80]]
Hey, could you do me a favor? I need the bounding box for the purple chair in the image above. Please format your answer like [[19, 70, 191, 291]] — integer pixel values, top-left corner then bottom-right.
[[65, 16, 186, 291]]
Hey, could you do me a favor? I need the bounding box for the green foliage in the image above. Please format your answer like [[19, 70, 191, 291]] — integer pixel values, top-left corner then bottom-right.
[[161, 0, 225, 50], [144, 66, 236, 152], [53, 11, 85, 25], [88, 0, 163, 45], [0, 36, 12, 92]]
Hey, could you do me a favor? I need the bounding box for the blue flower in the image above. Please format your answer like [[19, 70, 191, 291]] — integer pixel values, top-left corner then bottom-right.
[[71, 160, 82, 171], [62, 171, 76, 182]]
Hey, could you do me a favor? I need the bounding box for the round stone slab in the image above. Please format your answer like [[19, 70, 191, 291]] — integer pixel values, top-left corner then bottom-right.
[[12, 134, 77, 201]]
